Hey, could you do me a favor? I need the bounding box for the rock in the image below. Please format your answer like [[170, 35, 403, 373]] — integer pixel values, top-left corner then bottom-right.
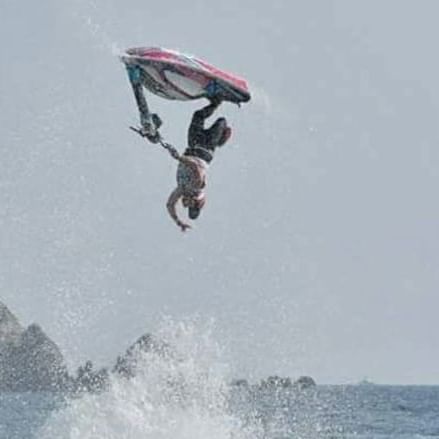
[[113, 333, 170, 378], [293, 376, 316, 390], [260, 375, 293, 389], [0, 302, 23, 343], [71, 360, 109, 394], [0, 302, 68, 391], [231, 379, 250, 388], [257, 375, 316, 391]]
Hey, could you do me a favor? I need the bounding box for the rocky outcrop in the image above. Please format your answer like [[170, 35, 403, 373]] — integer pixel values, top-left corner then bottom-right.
[[0, 301, 318, 395], [231, 378, 250, 388], [113, 333, 171, 378], [0, 303, 68, 391], [68, 333, 171, 395], [0, 302, 23, 343], [0, 302, 171, 394], [256, 375, 317, 391], [293, 375, 316, 390], [69, 360, 109, 394], [260, 375, 293, 389]]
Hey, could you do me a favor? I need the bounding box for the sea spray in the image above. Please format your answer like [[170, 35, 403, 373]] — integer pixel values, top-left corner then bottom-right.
[[40, 317, 263, 439]]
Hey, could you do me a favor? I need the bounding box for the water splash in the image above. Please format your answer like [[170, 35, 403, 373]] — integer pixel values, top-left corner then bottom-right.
[[249, 83, 273, 115], [82, 11, 122, 56], [66, 0, 123, 56], [40, 317, 262, 439]]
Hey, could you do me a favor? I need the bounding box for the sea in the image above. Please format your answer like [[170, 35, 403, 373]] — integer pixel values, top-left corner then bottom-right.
[[1, 385, 439, 439], [1, 322, 438, 439]]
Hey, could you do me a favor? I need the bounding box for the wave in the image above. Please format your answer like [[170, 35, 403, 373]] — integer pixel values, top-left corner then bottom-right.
[[40, 317, 262, 439]]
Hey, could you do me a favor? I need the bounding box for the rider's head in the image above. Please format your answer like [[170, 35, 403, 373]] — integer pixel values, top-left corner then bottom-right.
[[209, 118, 232, 146], [182, 193, 206, 220]]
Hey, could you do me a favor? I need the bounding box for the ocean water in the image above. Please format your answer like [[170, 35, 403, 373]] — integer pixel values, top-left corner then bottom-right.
[[2, 384, 439, 439], [1, 322, 438, 439]]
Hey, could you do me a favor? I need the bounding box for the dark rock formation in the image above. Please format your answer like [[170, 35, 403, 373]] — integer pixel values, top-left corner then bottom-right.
[[113, 333, 171, 378], [0, 303, 23, 343], [68, 333, 171, 395], [69, 360, 109, 394], [260, 375, 293, 389], [0, 303, 68, 391], [293, 376, 316, 390], [0, 301, 172, 394], [231, 378, 250, 388], [257, 375, 316, 391], [1, 302, 318, 396]]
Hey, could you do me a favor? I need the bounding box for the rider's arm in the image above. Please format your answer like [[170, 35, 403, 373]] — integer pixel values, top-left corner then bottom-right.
[[166, 187, 191, 231], [163, 143, 181, 160]]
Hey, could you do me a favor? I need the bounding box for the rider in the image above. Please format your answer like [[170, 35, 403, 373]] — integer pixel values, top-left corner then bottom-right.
[[126, 64, 232, 231], [166, 97, 232, 231]]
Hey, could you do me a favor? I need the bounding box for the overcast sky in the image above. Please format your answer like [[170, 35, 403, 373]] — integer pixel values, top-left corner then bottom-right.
[[1, 0, 438, 384]]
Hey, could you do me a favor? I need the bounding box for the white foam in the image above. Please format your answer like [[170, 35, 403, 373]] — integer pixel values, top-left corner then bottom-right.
[[40, 317, 262, 439]]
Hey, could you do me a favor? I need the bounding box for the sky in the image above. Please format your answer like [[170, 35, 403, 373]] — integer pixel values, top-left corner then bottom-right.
[[0, 0, 438, 385]]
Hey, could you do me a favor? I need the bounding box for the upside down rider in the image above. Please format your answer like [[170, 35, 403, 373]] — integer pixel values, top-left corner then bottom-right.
[[127, 64, 232, 232]]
